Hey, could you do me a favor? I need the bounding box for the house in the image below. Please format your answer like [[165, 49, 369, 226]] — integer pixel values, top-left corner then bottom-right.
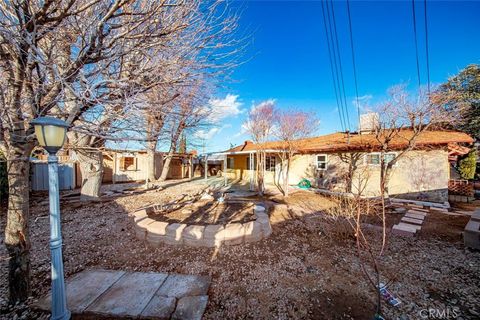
[[215, 129, 473, 203]]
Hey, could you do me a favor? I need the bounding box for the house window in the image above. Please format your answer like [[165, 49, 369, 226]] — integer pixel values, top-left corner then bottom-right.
[[120, 156, 136, 171], [365, 153, 380, 165], [365, 152, 396, 166], [227, 157, 234, 169], [265, 155, 276, 171], [316, 154, 328, 170]]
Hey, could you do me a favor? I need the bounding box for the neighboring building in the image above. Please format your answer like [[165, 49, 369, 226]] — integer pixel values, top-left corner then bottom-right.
[[214, 130, 473, 203], [31, 149, 196, 190]]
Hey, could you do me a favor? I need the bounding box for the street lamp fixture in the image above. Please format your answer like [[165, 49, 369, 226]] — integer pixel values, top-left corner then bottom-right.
[[31, 116, 71, 320]]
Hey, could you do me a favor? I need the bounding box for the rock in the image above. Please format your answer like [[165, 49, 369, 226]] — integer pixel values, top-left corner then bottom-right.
[[200, 193, 214, 201]]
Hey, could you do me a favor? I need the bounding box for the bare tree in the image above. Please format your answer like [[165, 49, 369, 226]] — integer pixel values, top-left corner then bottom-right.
[[371, 84, 456, 251], [273, 109, 318, 196], [0, 0, 243, 302], [243, 101, 277, 196]]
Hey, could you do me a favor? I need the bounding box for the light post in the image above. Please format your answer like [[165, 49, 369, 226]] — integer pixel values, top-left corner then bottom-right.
[[31, 117, 70, 320]]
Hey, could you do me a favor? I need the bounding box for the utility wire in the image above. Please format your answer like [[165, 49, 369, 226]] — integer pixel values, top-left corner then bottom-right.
[[424, 0, 431, 93], [321, 0, 346, 132], [328, 0, 351, 131], [346, 0, 360, 129], [411, 0, 422, 88]]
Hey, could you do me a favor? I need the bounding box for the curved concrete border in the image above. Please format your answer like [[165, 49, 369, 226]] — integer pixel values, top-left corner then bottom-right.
[[129, 205, 271, 247]]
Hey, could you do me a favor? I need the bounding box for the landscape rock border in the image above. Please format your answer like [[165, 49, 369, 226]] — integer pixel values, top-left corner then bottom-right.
[[129, 204, 272, 247]]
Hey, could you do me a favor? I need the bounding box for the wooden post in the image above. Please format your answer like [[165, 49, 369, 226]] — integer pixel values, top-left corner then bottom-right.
[[204, 155, 208, 180], [189, 155, 193, 180], [249, 152, 254, 191], [112, 152, 117, 184], [224, 155, 228, 186]]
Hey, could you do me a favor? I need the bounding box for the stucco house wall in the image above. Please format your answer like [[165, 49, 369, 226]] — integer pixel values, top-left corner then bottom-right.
[[224, 149, 450, 202]]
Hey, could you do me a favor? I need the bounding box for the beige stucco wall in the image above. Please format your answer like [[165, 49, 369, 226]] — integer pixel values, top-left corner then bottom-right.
[[113, 152, 163, 182], [224, 150, 450, 202]]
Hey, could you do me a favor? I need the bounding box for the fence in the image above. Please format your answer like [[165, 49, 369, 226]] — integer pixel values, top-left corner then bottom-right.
[[31, 162, 75, 191], [448, 179, 474, 196]]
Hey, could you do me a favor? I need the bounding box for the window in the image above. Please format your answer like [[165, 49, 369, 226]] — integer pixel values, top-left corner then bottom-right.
[[227, 157, 234, 169], [365, 153, 396, 166], [365, 153, 380, 165], [316, 154, 328, 170], [246, 156, 257, 170], [265, 155, 276, 171], [120, 156, 136, 171]]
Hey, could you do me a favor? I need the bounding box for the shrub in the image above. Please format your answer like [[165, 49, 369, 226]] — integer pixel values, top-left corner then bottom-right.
[[459, 150, 477, 180]]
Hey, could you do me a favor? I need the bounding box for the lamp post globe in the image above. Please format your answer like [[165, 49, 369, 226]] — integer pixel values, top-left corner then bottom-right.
[[31, 116, 70, 320], [31, 117, 68, 154]]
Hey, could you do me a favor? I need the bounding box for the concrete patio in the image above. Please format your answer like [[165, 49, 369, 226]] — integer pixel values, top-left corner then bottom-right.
[[34, 269, 211, 319]]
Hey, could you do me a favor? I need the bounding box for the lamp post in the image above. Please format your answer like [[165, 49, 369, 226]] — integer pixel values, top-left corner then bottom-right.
[[31, 117, 70, 320]]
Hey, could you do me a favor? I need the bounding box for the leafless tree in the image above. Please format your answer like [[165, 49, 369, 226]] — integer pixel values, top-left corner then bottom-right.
[[243, 100, 277, 196], [0, 0, 243, 302], [371, 84, 456, 251], [273, 109, 318, 196]]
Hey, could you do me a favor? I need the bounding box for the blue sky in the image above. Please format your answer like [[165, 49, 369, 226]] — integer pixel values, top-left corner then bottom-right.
[[198, 0, 480, 153]]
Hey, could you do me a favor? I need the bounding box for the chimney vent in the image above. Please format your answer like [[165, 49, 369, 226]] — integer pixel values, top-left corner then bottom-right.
[[359, 112, 379, 134]]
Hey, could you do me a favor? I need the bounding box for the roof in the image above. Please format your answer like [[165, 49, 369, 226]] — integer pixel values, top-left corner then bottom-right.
[[223, 130, 474, 154]]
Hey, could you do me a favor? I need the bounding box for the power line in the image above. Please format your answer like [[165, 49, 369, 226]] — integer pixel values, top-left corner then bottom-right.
[[328, 0, 351, 131], [424, 0, 431, 93], [346, 0, 360, 128], [321, 0, 346, 132], [411, 0, 422, 88]]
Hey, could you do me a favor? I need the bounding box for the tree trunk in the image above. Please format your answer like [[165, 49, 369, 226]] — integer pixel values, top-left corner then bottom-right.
[[77, 150, 103, 201], [158, 123, 184, 182], [283, 158, 290, 197], [5, 145, 31, 303], [146, 139, 158, 182], [159, 150, 174, 182]]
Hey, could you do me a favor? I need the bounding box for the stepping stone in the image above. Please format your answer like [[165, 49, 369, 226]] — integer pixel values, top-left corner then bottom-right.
[[141, 294, 176, 319], [157, 274, 210, 298], [407, 210, 427, 216], [401, 216, 423, 225], [172, 295, 209, 320], [87, 272, 168, 317], [397, 222, 421, 231], [405, 213, 426, 221], [34, 269, 211, 320], [33, 269, 126, 313], [392, 224, 416, 237]]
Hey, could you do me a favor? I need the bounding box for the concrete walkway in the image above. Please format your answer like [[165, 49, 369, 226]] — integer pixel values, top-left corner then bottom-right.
[[34, 269, 211, 319]]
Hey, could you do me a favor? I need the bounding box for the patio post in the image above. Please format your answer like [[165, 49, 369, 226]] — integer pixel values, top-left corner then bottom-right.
[[249, 152, 254, 191], [189, 155, 193, 180], [204, 154, 208, 180], [224, 155, 228, 186]]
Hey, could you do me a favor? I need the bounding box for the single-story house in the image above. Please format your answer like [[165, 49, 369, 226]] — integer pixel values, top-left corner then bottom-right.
[[213, 129, 473, 203]]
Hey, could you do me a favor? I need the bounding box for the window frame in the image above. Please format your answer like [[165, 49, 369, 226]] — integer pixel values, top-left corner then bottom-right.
[[364, 152, 397, 166], [226, 157, 234, 169], [316, 154, 328, 170], [119, 156, 137, 171], [265, 155, 276, 172]]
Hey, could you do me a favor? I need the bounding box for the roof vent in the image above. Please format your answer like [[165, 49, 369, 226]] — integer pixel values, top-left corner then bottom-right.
[[359, 112, 379, 134]]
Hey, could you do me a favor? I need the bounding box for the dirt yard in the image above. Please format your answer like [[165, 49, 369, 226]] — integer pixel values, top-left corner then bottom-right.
[[1, 179, 479, 320]]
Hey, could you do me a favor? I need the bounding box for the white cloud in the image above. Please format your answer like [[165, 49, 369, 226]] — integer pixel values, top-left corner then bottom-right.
[[352, 94, 373, 112], [194, 128, 220, 140], [207, 94, 243, 122], [194, 124, 232, 140]]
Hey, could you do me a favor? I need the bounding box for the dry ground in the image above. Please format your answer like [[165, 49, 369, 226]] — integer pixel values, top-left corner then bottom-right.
[[1, 179, 479, 320]]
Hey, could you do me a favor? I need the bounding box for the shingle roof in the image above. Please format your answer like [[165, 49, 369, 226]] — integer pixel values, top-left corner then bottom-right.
[[224, 130, 474, 154]]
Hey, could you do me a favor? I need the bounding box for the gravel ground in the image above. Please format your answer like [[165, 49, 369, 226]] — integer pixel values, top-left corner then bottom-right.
[[1, 178, 479, 320]]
